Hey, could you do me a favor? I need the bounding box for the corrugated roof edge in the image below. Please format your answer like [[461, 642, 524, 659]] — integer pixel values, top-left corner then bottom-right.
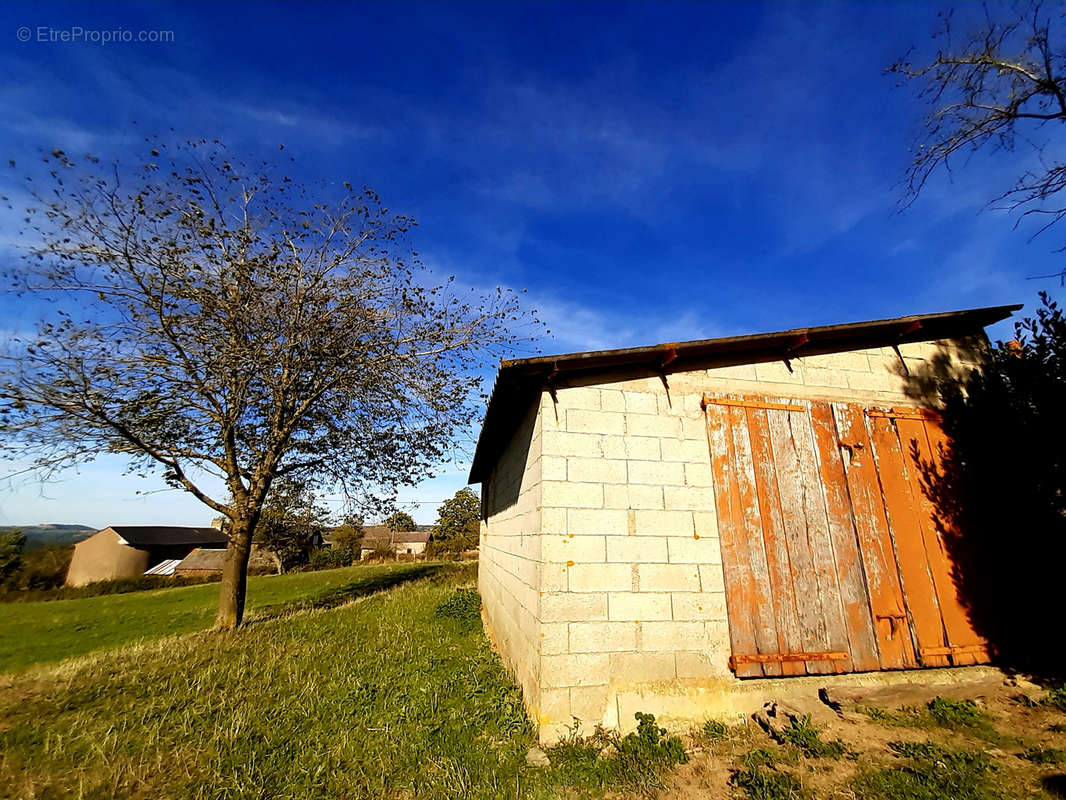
[[468, 303, 1022, 483]]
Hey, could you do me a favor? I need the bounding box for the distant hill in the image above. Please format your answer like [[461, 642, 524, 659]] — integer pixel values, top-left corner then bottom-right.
[[0, 524, 96, 550]]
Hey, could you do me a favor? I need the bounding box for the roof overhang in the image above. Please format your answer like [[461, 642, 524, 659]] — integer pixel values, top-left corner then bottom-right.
[[468, 303, 1021, 483]]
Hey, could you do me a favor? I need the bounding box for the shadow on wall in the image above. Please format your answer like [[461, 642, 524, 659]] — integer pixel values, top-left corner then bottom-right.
[[897, 294, 1066, 680], [482, 397, 539, 519]]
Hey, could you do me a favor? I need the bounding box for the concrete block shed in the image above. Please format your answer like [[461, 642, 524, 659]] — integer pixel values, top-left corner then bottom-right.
[[468, 304, 1020, 742]]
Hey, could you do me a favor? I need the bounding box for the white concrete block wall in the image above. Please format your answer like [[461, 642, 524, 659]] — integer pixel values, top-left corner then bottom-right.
[[478, 399, 544, 720], [481, 335, 985, 742]]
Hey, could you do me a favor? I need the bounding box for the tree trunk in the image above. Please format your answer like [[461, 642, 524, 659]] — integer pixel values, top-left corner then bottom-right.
[[215, 516, 254, 630]]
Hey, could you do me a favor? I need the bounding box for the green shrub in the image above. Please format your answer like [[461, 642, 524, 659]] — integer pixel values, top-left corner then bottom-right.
[[779, 715, 850, 759], [434, 587, 482, 629], [308, 546, 356, 571], [0, 572, 219, 602]]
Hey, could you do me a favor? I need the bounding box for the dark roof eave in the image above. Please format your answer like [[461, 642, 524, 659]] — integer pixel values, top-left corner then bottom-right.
[[468, 303, 1022, 483]]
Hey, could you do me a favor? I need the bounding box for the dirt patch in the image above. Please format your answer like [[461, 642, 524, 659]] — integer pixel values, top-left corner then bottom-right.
[[651, 671, 1066, 800]]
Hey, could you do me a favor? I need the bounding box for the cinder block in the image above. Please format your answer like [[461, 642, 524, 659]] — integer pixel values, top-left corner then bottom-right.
[[846, 370, 902, 394], [626, 413, 681, 438], [568, 508, 629, 536], [685, 462, 714, 487], [637, 564, 701, 592], [609, 651, 676, 683], [663, 485, 717, 511], [567, 457, 627, 484], [542, 430, 602, 458], [600, 390, 625, 412], [542, 507, 567, 534], [660, 438, 710, 463], [628, 461, 685, 486], [567, 409, 625, 436], [569, 621, 638, 652], [624, 436, 662, 461], [802, 366, 849, 389], [692, 511, 719, 539], [641, 621, 707, 651], [542, 535, 606, 564], [668, 536, 722, 564], [559, 386, 602, 410], [540, 562, 570, 592], [675, 650, 731, 679], [604, 484, 665, 510], [606, 536, 668, 564], [624, 392, 659, 414], [698, 564, 726, 593], [541, 592, 608, 623], [541, 653, 611, 688], [633, 510, 694, 536], [672, 592, 728, 620], [608, 592, 672, 621], [543, 480, 604, 509], [537, 687, 572, 724], [754, 361, 804, 383], [541, 455, 567, 481], [568, 562, 633, 593], [540, 622, 570, 655], [570, 685, 612, 726], [707, 363, 757, 381]]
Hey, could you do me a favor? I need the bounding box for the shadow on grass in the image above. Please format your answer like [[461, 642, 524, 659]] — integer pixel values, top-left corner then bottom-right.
[[246, 564, 446, 625], [1044, 775, 1066, 799]]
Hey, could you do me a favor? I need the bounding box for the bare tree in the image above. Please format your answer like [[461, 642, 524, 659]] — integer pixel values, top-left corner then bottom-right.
[[890, 2, 1066, 275], [0, 138, 535, 628]]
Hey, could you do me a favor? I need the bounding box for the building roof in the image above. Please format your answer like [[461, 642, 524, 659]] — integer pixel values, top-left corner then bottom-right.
[[360, 525, 432, 545], [109, 526, 228, 548], [143, 558, 182, 576], [175, 547, 227, 571], [468, 303, 1022, 483]]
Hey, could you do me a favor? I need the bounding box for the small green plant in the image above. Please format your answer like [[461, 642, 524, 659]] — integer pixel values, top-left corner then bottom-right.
[[779, 715, 851, 759], [928, 697, 983, 728], [854, 741, 1002, 800], [731, 748, 808, 800], [702, 718, 729, 741], [1043, 687, 1066, 712], [547, 713, 688, 796], [1020, 746, 1066, 764], [434, 587, 481, 629]]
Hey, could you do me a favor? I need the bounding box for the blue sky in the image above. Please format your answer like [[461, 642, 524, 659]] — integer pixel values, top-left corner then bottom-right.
[[0, 1, 1059, 528]]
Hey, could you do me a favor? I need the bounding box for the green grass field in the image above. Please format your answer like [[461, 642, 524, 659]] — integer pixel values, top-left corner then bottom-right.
[[0, 563, 436, 673], [0, 561, 566, 799]]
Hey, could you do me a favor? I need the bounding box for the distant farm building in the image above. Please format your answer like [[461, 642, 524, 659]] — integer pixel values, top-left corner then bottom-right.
[[174, 546, 279, 577], [359, 525, 432, 558], [470, 304, 1019, 742], [65, 526, 227, 586]]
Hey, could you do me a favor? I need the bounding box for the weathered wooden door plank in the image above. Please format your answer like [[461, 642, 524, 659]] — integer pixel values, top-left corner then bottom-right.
[[809, 402, 881, 673], [765, 407, 833, 670], [706, 402, 764, 677], [865, 414, 950, 668], [746, 407, 806, 675], [832, 404, 915, 669], [729, 406, 783, 676]]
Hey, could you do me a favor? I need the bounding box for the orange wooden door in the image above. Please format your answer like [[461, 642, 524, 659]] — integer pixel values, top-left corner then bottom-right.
[[706, 394, 988, 678], [862, 408, 990, 666], [705, 396, 876, 677]]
